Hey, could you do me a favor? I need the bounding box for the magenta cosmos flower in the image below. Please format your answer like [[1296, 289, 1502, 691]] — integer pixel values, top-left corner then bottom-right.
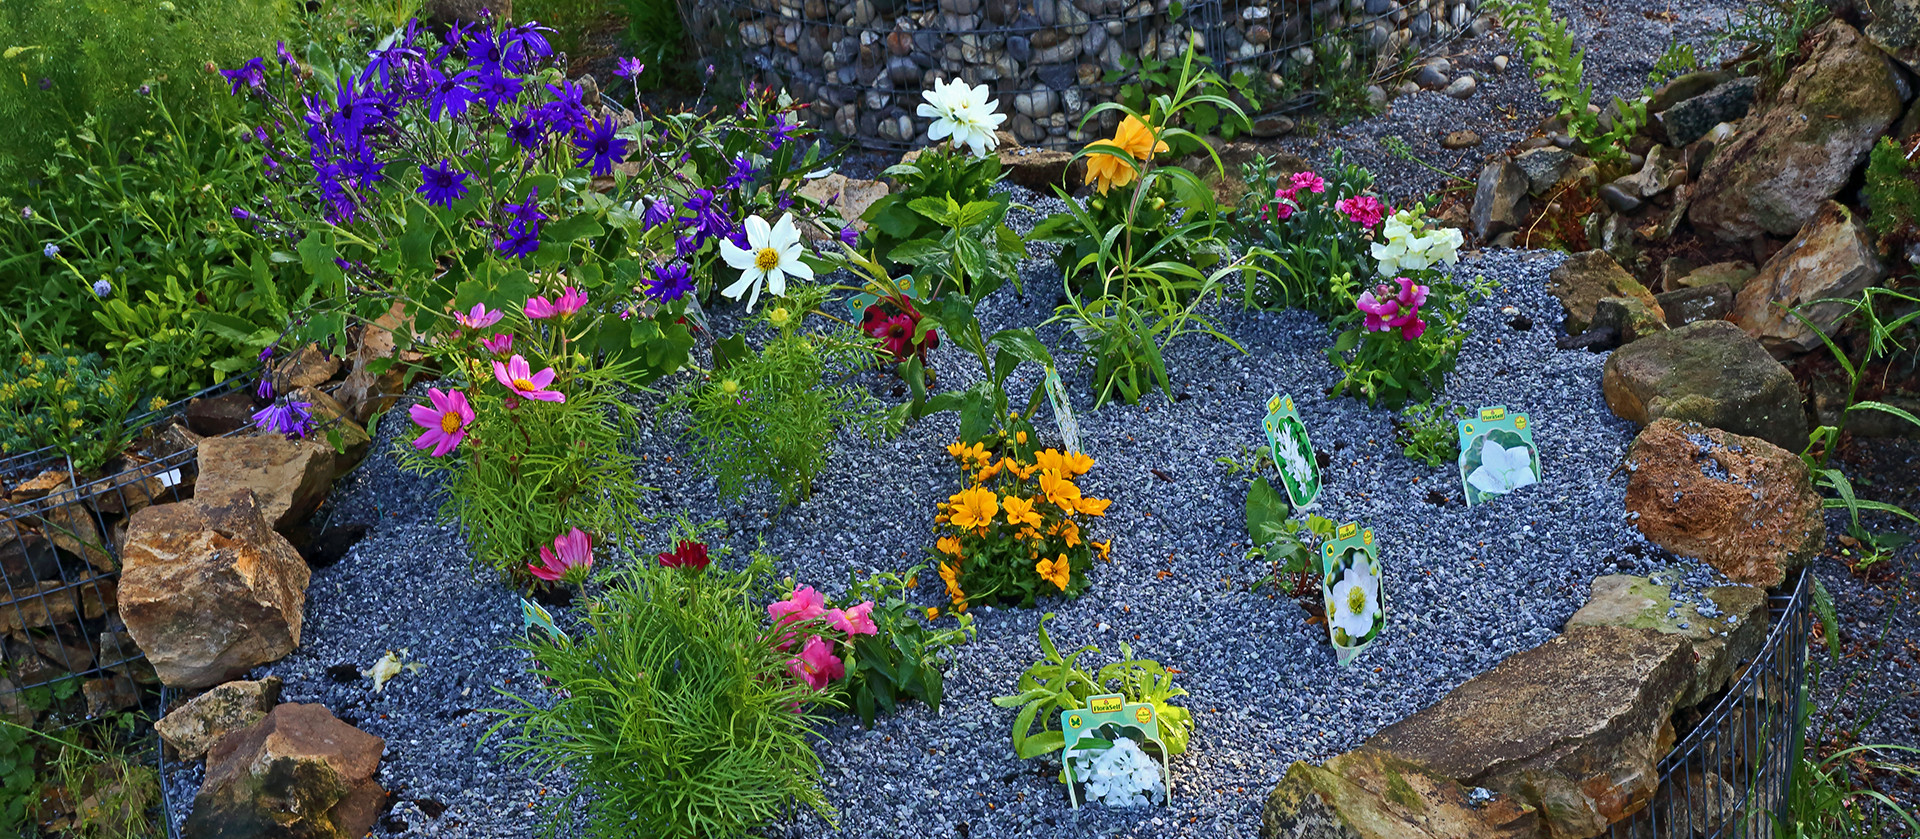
[[1335, 195, 1387, 227], [492, 355, 565, 402], [524, 287, 588, 319], [1356, 277, 1431, 340], [456, 302, 502, 330], [788, 634, 845, 691], [479, 333, 514, 355], [658, 540, 710, 570], [827, 601, 877, 636], [528, 527, 593, 582], [408, 387, 474, 456]]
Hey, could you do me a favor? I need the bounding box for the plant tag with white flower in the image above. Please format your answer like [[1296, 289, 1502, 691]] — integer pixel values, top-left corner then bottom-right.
[[1262, 394, 1319, 508], [1060, 693, 1171, 809], [1045, 366, 1081, 455], [1457, 406, 1540, 506], [1321, 523, 1383, 666]]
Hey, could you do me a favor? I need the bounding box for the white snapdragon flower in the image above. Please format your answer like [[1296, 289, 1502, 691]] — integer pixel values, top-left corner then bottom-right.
[[1371, 209, 1463, 277], [917, 78, 1006, 158], [719, 213, 813, 312]]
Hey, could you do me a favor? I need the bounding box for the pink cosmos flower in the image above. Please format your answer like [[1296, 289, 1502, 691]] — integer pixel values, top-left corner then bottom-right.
[[456, 302, 502, 330], [768, 585, 827, 626], [524, 287, 588, 320], [657, 540, 710, 570], [480, 333, 514, 355], [1291, 171, 1327, 194], [408, 387, 473, 457], [788, 634, 845, 691], [528, 527, 593, 582], [492, 355, 566, 402], [1356, 277, 1431, 340], [827, 601, 878, 636], [1335, 195, 1387, 228]]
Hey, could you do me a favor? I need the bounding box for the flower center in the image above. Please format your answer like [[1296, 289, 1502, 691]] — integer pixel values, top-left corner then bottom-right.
[[754, 247, 780, 271], [439, 413, 462, 433], [1346, 586, 1368, 615], [512, 378, 536, 391]]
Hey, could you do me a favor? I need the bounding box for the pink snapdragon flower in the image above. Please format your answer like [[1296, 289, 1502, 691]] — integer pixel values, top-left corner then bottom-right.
[[1335, 195, 1387, 228], [492, 354, 566, 402], [789, 635, 845, 691], [768, 585, 827, 626], [1290, 170, 1327, 194], [528, 527, 593, 582], [524, 287, 588, 319], [827, 601, 878, 636], [1356, 277, 1431, 340], [479, 333, 514, 355], [408, 387, 473, 457], [456, 302, 502, 330]]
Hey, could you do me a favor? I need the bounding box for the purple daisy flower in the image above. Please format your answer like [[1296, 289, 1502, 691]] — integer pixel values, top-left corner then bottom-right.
[[417, 160, 470, 209], [723, 154, 757, 190], [614, 57, 645, 79], [220, 58, 267, 95], [571, 116, 631, 177], [643, 262, 695, 303], [252, 399, 316, 439], [424, 66, 482, 122]]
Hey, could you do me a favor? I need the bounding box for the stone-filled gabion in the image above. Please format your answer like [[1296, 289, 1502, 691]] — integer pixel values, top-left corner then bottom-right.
[[680, 0, 1478, 149]]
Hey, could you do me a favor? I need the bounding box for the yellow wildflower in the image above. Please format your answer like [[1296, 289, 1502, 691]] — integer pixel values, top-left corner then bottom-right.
[[1035, 448, 1069, 475], [1064, 451, 1094, 476], [1081, 116, 1168, 194], [975, 458, 1004, 483], [1003, 495, 1044, 529], [946, 440, 988, 466], [1016, 430, 1028, 444], [1006, 459, 1039, 480], [937, 535, 963, 557], [1017, 526, 1041, 541], [1036, 555, 1071, 591], [1053, 518, 1082, 548], [1073, 496, 1112, 517], [948, 486, 998, 529], [1039, 471, 1082, 511], [926, 606, 941, 620], [1093, 539, 1113, 561]]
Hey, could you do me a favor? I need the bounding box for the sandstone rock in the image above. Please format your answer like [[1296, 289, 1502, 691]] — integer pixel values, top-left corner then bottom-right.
[[30, 475, 112, 572], [184, 703, 384, 839], [1591, 295, 1669, 345], [288, 387, 369, 481], [1471, 160, 1529, 240], [1659, 77, 1757, 148], [1624, 419, 1825, 588], [0, 531, 60, 588], [1601, 320, 1807, 450], [1689, 22, 1902, 240], [0, 577, 114, 634], [271, 344, 339, 391], [1654, 283, 1735, 327], [1567, 575, 1769, 707], [1261, 748, 1540, 839], [1729, 201, 1885, 357], [83, 674, 140, 717], [1673, 260, 1757, 291], [797, 172, 892, 239], [1547, 251, 1660, 334], [185, 391, 259, 437], [1440, 129, 1481, 149], [10, 469, 69, 503], [119, 492, 309, 689], [157, 677, 284, 761], [1368, 625, 1694, 839], [195, 436, 336, 533], [998, 144, 1084, 193], [333, 302, 411, 426]]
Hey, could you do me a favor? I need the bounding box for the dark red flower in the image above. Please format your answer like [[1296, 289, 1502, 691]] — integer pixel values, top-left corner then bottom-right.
[[658, 540, 710, 570], [862, 295, 937, 362]]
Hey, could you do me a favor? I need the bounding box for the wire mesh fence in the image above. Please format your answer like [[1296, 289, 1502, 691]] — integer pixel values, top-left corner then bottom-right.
[[683, 0, 1485, 150]]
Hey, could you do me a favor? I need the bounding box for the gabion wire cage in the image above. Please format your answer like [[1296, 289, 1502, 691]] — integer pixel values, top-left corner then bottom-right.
[[682, 0, 1483, 150], [1608, 568, 1811, 839]]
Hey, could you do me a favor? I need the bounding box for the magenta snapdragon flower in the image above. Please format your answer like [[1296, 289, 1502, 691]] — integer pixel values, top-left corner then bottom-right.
[[1356, 277, 1431, 340], [528, 527, 593, 582], [788, 635, 845, 691], [827, 601, 877, 636], [408, 387, 474, 456], [768, 585, 827, 626], [492, 355, 565, 402], [524, 287, 587, 319]]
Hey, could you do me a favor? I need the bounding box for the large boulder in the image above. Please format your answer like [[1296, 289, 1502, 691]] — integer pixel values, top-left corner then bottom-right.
[[1366, 625, 1694, 839], [1729, 201, 1886, 357], [795, 172, 891, 238], [289, 386, 371, 480], [1601, 320, 1807, 451], [1867, 0, 1920, 73], [119, 492, 310, 689], [156, 677, 284, 762], [1566, 576, 1769, 707], [1262, 748, 1540, 839], [1590, 296, 1669, 345], [1653, 283, 1735, 327], [1689, 21, 1903, 241], [1624, 420, 1826, 588], [184, 703, 385, 839], [195, 436, 336, 533], [1548, 251, 1662, 334]]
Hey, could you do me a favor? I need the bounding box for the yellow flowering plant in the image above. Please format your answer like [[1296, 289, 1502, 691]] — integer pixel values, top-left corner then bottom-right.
[[931, 440, 1113, 609]]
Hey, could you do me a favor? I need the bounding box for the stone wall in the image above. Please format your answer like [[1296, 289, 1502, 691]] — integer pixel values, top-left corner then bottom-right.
[[681, 0, 1481, 148]]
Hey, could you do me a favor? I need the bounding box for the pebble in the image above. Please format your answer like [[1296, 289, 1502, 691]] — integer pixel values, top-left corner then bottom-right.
[[1443, 75, 1478, 99], [1442, 130, 1483, 149]]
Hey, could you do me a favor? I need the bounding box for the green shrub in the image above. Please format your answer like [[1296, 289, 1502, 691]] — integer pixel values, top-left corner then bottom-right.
[[0, 348, 151, 473]]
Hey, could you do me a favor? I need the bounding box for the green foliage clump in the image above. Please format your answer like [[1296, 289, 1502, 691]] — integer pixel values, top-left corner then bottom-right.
[[1718, 0, 1833, 85], [1396, 400, 1465, 467], [991, 613, 1192, 760], [1865, 136, 1920, 249], [1234, 149, 1379, 315], [0, 0, 292, 177], [0, 349, 150, 473], [1489, 0, 1643, 171], [672, 291, 889, 506], [860, 147, 1019, 287], [0, 711, 159, 839], [490, 556, 835, 839], [830, 565, 974, 727]]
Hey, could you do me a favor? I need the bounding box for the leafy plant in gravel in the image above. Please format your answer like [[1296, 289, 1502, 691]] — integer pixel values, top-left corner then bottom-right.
[[1397, 400, 1466, 467], [860, 126, 1021, 291], [0, 347, 152, 472], [490, 555, 837, 839], [1243, 476, 1336, 595], [1326, 205, 1489, 409], [825, 566, 976, 726], [0, 712, 159, 839], [669, 285, 890, 505], [1864, 136, 1920, 253], [991, 613, 1192, 761], [1488, 0, 1643, 172], [932, 440, 1112, 611], [1234, 152, 1383, 316]]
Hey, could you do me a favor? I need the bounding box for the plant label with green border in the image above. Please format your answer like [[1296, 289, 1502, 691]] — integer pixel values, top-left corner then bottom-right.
[[845, 284, 920, 321], [1321, 523, 1383, 666], [1059, 693, 1172, 809], [1045, 365, 1082, 454], [1457, 406, 1540, 506], [520, 597, 568, 644], [1263, 394, 1320, 507]]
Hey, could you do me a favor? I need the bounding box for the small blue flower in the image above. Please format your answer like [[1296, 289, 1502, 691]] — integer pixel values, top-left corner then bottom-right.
[[571, 116, 631, 177], [614, 57, 645, 79], [643, 262, 695, 303], [232, 207, 254, 222], [42, 243, 58, 258], [92, 279, 112, 298], [251, 399, 315, 439], [220, 58, 266, 95], [723, 154, 757, 190]]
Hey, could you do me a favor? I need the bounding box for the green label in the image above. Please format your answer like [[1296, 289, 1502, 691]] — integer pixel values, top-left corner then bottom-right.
[[1059, 693, 1172, 808], [520, 597, 568, 644], [1321, 524, 1383, 666], [1262, 394, 1320, 508], [1457, 405, 1540, 507]]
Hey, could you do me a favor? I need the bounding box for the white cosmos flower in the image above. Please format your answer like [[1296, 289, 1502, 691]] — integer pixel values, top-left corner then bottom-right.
[[1467, 439, 1539, 496], [917, 78, 1006, 159], [719, 213, 813, 312], [1327, 560, 1380, 645]]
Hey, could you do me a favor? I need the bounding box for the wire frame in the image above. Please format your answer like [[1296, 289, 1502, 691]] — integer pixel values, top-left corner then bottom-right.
[[1606, 568, 1811, 839], [686, 0, 1482, 151]]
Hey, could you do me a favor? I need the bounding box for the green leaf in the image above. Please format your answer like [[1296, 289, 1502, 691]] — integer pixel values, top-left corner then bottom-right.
[[1246, 476, 1290, 545]]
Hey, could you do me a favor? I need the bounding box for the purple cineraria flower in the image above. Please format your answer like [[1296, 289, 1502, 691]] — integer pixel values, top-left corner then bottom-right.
[[539, 80, 589, 134], [500, 22, 554, 72], [252, 399, 316, 439], [680, 188, 731, 244], [614, 58, 645, 79], [723, 154, 757, 190], [275, 41, 297, 68], [572, 117, 631, 177], [232, 207, 254, 221], [424, 66, 482, 122], [839, 226, 859, 247], [418, 161, 470, 209], [641, 198, 675, 231], [473, 65, 524, 113], [767, 114, 795, 150], [644, 262, 695, 303], [506, 117, 542, 151], [259, 346, 276, 363], [495, 189, 548, 258], [256, 377, 274, 400], [220, 58, 267, 95], [674, 234, 700, 259]]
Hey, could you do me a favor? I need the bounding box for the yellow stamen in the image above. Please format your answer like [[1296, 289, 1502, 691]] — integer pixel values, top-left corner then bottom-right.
[[439, 413, 462, 433], [754, 247, 780, 271]]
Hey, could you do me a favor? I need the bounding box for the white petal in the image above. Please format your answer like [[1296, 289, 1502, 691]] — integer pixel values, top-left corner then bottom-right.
[[721, 270, 759, 300], [764, 266, 785, 298], [917, 102, 942, 119], [743, 214, 772, 248], [782, 248, 815, 280], [770, 214, 801, 249], [719, 239, 756, 269]]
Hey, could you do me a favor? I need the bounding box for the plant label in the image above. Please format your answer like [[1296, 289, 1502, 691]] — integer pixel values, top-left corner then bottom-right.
[[519, 597, 567, 644], [1059, 693, 1172, 809], [1045, 365, 1081, 454], [1457, 406, 1540, 506], [1321, 523, 1383, 666], [1263, 394, 1320, 507]]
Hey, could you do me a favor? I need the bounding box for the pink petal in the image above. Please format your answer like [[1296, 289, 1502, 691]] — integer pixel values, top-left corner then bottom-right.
[[410, 403, 442, 429]]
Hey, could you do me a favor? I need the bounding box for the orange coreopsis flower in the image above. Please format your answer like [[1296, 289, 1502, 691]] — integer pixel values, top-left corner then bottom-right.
[[1073, 496, 1112, 517], [975, 458, 1004, 482], [1093, 539, 1113, 561], [1035, 448, 1070, 475], [1081, 115, 1167, 194], [1112, 115, 1169, 160], [1036, 554, 1072, 591], [939, 561, 965, 604], [1063, 451, 1094, 476], [1054, 518, 1082, 548], [1039, 471, 1082, 510], [937, 535, 963, 557], [949, 486, 998, 529], [1003, 495, 1044, 528], [947, 440, 988, 466]]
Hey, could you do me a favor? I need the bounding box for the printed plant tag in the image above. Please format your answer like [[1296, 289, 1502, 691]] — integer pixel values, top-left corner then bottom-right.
[[1457, 406, 1540, 506], [1060, 693, 1172, 809], [1045, 365, 1081, 454], [520, 597, 568, 644], [1262, 394, 1320, 507], [1321, 523, 1383, 666]]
